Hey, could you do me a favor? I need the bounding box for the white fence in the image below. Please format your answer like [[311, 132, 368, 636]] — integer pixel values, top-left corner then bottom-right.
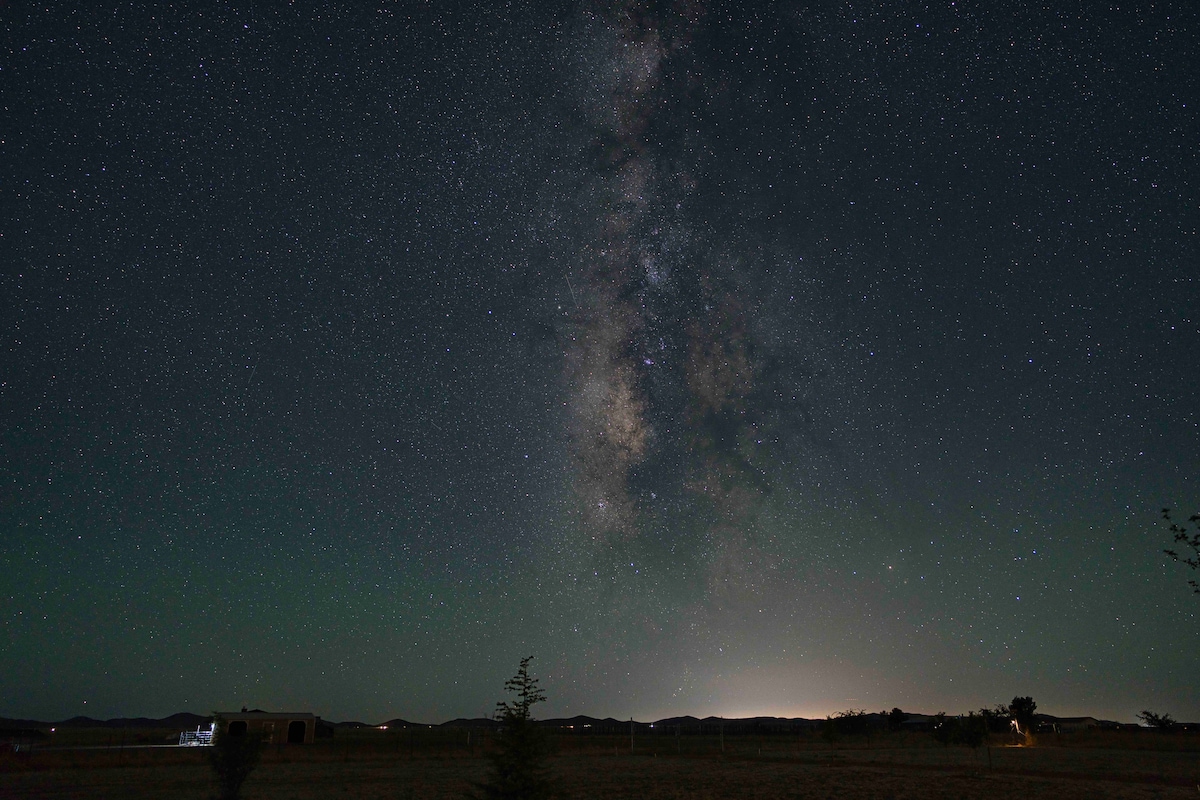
[[179, 725, 214, 746]]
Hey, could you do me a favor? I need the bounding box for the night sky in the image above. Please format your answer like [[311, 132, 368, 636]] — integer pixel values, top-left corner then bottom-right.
[[3, 2, 1198, 725]]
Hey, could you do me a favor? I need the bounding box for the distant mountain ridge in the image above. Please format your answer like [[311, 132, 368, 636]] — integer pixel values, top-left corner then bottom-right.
[[0, 711, 1162, 730], [0, 712, 211, 730]]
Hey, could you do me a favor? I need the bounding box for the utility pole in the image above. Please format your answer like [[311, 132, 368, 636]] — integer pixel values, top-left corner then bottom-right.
[[630, 717, 634, 753]]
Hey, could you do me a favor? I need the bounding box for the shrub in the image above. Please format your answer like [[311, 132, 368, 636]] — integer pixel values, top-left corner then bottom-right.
[[931, 712, 956, 747], [1138, 710, 1175, 730], [957, 712, 986, 749], [209, 715, 263, 800]]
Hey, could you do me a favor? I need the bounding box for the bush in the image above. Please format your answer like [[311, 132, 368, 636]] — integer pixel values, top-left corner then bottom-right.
[[979, 704, 1011, 733], [820, 715, 839, 746], [209, 715, 263, 800], [1138, 710, 1175, 730], [931, 713, 956, 747], [957, 712, 986, 749]]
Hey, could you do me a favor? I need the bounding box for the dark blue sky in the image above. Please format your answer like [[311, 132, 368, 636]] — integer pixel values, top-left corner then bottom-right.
[[2, 1, 1197, 724]]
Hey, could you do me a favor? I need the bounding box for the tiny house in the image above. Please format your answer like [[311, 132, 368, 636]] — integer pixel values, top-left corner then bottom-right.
[[215, 711, 321, 744]]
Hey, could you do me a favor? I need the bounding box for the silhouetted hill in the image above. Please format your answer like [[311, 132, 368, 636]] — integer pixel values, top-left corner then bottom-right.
[[57, 713, 211, 729], [158, 712, 211, 729], [655, 715, 702, 727], [0, 713, 211, 730], [107, 713, 210, 729], [3, 710, 1186, 732], [377, 718, 424, 729], [59, 716, 107, 728], [438, 717, 499, 729]]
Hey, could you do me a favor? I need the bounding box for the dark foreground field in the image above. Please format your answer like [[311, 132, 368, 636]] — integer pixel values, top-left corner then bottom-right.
[[3, 728, 1198, 799]]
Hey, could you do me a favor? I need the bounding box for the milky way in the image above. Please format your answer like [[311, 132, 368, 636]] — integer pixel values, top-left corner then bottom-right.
[[2, 1, 1196, 724], [562, 6, 786, 546], [542, 4, 849, 712]]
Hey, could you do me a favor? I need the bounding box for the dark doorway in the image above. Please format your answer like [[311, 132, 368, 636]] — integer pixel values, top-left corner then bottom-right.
[[228, 720, 248, 737], [287, 720, 306, 744]]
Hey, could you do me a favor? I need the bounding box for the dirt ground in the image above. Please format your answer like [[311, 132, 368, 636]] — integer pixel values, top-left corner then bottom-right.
[[2, 731, 1197, 799]]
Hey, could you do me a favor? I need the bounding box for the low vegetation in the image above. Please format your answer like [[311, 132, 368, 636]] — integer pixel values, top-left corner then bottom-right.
[[5, 694, 1197, 798], [3, 720, 1198, 799], [209, 714, 264, 800]]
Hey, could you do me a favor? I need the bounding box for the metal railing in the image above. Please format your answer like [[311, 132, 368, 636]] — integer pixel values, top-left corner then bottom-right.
[[179, 726, 214, 746]]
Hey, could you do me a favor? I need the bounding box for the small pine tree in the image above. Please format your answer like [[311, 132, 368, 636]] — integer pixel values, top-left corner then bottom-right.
[[209, 715, 263, 800], [476, 656, 552, 800]]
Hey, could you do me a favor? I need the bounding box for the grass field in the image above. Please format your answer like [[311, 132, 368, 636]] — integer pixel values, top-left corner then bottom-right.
[[2, 727, 1197, 798]]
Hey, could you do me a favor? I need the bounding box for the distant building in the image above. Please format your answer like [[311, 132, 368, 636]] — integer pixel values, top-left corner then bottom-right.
[[898, 715, 937, 732], [1046, 716, 1099, 733], [215, 711, 321, 744]]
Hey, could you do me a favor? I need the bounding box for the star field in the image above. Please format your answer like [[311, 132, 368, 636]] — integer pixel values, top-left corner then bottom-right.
[[2, 2, 1198, 725]]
